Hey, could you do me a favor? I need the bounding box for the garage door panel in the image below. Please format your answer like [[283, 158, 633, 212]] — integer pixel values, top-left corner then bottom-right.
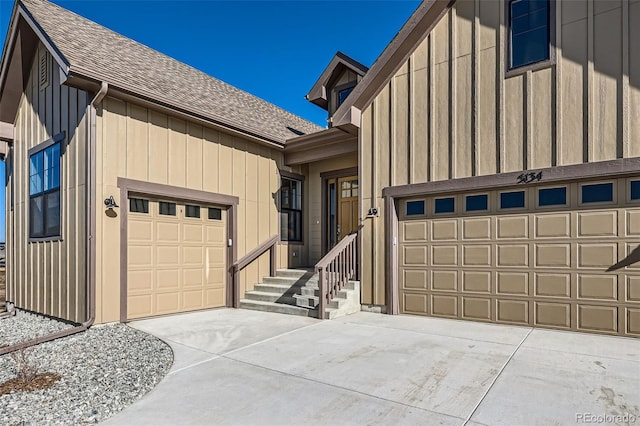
[[578, 211, 617, 237], [156, 222, 179, 243], [432, 246, 457, 266], [402, 221, 428, 242], [535, 302, 571, 328], [578, 305, 618, 333], [432, 270, 457, 291], [497, 216, 528, 239], [462, 218, 491, 240], [627, 308, 640, 335], [463, 245, 491, 266], [578, 243, 617, 268], [497, 272, 529, 296], [403, 293, 428, 315], [403, 269, 428, 290], [626, 210, 640, 236], [496, 299, 529, 324], [462, 297, 491, 320], [399, 177, 639, 337], [577, 275, 618, 301], [462, 271, 491, 293], [127, 198, 227, 320], [535, 214, 570, 238], [535, 273, 571, 298], [432, 220, 457, 240], [497, 244, 528, 267], [431, 295, 457, 317], [536, 244, 570, 268]]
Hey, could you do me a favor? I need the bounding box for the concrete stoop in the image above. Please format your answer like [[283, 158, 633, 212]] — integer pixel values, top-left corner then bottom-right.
[[239, 269, 361, 319]]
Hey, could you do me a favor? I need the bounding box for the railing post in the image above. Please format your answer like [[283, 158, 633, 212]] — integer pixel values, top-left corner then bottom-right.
[[269, 244, 276, 277], [317, 267, 326, 320], [233, 267, 240, 308]]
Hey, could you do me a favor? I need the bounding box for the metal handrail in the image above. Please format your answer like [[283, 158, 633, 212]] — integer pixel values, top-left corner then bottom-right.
[[231, 234, 279, 307], [315, 231, 358, 319]]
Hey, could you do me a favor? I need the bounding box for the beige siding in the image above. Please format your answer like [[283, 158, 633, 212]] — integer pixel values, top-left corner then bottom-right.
[[95, 97, 294, 323], [360, 0, 639, 306], [7, 44, 89, 322]]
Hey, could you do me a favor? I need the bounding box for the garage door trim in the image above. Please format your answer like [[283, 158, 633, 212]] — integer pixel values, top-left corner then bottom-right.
[[118, 177, 239, 322]]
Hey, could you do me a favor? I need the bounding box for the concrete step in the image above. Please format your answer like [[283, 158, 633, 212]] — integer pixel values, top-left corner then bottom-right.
[[293, 294, 347, 309], [244, 291, 297, 304], [262, 276, 317, 286], [239, 299, 312, 317], [275, 269, 315, 279], [299, 281, 357, 294], [252, 283, 300, 294]]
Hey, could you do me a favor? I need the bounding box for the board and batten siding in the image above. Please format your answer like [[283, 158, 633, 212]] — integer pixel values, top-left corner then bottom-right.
[[95, 97, 302, 323], [360, 0, 640, 306], [7, 44, 89, 323]]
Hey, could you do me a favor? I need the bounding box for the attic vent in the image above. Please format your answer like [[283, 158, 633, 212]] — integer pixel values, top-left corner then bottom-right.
[[38, 48, 49, 90]]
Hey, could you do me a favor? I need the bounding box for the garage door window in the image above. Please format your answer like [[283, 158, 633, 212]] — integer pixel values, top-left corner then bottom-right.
[[581, 183, 613, 204], [208, 208, 222, 220], [185, 205, 201, 218], [538, 187, 566, 207], [465, 194, 488, 212], [631, 180, 640, 200], [159, 202, 176, 216], [500, 191, 525, 209], [130, 198, 149, 213], [406, 200, 425, 216], [434, 197, 455, 214]]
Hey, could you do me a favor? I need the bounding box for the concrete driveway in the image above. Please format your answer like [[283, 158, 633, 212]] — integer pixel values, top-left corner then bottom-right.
[[104, 309, 640, 426]]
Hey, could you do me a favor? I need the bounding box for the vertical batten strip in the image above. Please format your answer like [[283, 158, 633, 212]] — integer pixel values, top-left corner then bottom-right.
[[585, 0, 594, 162], [621, 0, 630, 158], [552, 0, 561, 167], [472, 0, 479, 177], [390, 79, 396, 187], [408, 56, 413, 184], [429, 35, 435, 182], [449, 8, 457, 179], [525, 71, 533, 169], [497, 1, 505, 173]]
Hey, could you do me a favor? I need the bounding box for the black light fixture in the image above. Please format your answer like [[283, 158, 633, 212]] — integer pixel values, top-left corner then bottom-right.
[[104, 196, 119, 209]]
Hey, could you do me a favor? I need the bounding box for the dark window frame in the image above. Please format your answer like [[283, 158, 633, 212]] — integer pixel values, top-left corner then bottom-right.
[[506, 0, 555, 77], [500, 190, 526, 209], [28, 133, 64, 240], [537, 186, 567, 207], [129, 198, 149, 214], [630, 180, 640, 201], [465, 194, 489, 212], [434, 197, 455, 214], [159, 201, 177, 216], [406, 200, 425, 216], [280, 176, 303, 243], [580, 182, 614, 204], [208, 207, 222, 220], [185, 204, 201, 218], [334, 81, 357, 110]]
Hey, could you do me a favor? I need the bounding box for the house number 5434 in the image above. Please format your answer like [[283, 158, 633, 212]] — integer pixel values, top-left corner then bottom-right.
[[517, 171, 543, 184]]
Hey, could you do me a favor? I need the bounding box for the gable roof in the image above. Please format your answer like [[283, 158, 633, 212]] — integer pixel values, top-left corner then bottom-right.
[[331, 0, 453, 130], [306, 51, 369, 110], [1, 0, 323, 145]]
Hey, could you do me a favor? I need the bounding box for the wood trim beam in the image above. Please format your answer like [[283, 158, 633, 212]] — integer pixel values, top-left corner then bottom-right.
[[0, 121, 14, 141]]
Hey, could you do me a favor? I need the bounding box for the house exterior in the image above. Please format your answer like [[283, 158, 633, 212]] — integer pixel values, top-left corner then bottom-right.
[[1, 0, 638, 338]]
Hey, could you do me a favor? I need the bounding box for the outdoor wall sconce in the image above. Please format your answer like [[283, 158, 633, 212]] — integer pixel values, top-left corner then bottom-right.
[[104, 196, 119, 209]]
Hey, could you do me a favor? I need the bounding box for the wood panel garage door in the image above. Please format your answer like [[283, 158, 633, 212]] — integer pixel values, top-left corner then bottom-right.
[[127, 198, 227, 319], [398, 177, 640, 337]]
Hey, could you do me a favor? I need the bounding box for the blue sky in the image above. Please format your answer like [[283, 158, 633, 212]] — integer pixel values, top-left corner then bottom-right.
[[0, 0, 422, 241]]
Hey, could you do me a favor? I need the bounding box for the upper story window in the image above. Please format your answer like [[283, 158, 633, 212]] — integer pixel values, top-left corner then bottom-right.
[[509, 0, 550, 69], [29, 142, 61, 238], [280, 176, 303, 242], [337, 86, 354, 107]]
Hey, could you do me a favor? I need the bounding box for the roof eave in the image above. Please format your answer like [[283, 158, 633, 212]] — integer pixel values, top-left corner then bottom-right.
[[331, 0, 454, 128], [306, 52, 369, 110]]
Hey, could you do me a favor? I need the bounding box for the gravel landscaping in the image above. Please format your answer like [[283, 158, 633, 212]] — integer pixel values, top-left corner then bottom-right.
[[0, 311, 173, 425]]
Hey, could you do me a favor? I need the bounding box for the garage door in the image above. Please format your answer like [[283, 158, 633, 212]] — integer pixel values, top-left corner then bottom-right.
[[399, 177, 640, 337], [127, 197, 227, 319]]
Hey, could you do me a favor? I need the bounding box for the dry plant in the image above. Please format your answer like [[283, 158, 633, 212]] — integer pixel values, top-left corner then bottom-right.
[[9, 347, 38, 383]]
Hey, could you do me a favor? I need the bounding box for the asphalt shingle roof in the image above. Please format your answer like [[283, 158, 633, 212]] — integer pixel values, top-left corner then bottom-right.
[[19, 0, 323, 144]]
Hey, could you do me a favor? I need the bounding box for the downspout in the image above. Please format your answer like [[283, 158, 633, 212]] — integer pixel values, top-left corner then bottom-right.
[[0, 82, 108, 355]]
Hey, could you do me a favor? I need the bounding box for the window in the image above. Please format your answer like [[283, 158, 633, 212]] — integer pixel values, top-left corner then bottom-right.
[[509, 0, 550, 69], [581, 183, 613, 204], [406, 200, 425, 216], [159, 202, 176, 216], [185, 205, 201, 218], [538, 187, 566, 206], [434, 197, 455, 214], [631, 181, 640, 200], [341, 179, 358, 198], [208, 208, 222, 220], [337, 87, 354, 107], [29, 142, 61, 238], [500, 191, 525, 209], [129, 198, 149, 213], [280, 177, 303, 242], [466, 194, 488, 212]]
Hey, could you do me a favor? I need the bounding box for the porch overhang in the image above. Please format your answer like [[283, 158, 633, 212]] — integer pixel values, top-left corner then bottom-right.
[[284, 127, 357, 166]]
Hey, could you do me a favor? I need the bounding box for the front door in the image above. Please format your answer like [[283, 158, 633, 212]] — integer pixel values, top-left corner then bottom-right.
[[326, 175, 359, 251]]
